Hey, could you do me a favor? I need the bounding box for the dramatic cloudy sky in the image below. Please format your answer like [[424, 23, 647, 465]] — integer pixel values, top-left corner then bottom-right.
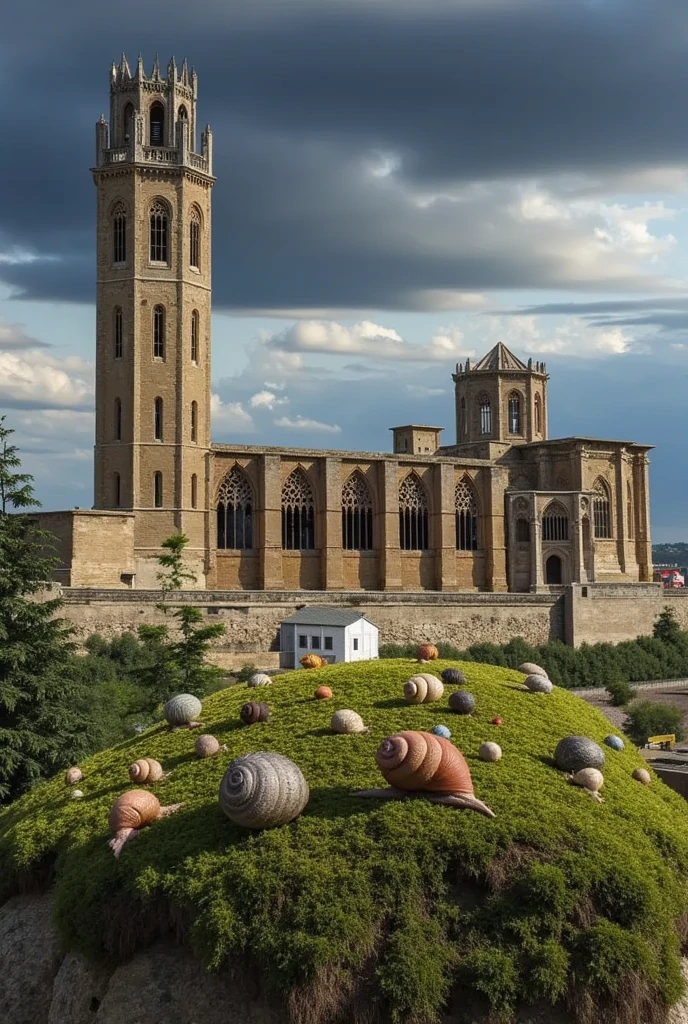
[[1, 0, 688, 539]]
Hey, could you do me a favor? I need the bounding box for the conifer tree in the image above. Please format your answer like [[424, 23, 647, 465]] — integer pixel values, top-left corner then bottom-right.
[[0, 417, 90, 803]]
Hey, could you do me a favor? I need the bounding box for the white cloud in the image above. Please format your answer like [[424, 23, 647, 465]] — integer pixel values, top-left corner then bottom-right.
[[487, 315, 634, 357], [0, 319, 48, 351], [0, 348, 93, 409], [249, 389, 288, 409], [274, 415, 342, 434], [265, 318, 476, 363], [405, 384, 446, 397], [210, 394, 255, 432]]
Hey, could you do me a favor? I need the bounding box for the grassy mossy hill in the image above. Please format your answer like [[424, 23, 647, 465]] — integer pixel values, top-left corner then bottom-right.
[[3, 660, 688, 1024]]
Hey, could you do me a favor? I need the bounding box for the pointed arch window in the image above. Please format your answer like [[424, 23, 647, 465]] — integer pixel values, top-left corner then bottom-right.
[[114, 307, 123, 359], [114, 473, 121, 508], [627, 481, 634, 540], [191, 473, 198, 510], [508, 392, 522, 434], [153, 305, 165, 359], [150, 102, 165, 146], [399, 475, 429, 551], [191, 401, 198, 443], [154, 397, 163, 442], [112, 202, 126, 264], [153, 471, 163, 508], [543, 502, 569, 542], [593, 479, 612, 539], [534, 393, 542, 434], [189, 206, 201, 269], [191, 310, 199, 363], [217, 467, 254, 549], [455, 477, 478, 550], [342, 472, 373, 550], [114, 397, 122, 441], [281, 469, 315, 550], [178, 104, 188, 122], [479, 395, 491, 435], [149, 200, 168, 263]]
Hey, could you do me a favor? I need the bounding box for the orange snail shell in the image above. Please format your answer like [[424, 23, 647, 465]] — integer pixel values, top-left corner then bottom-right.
[[109, 790, 161, 834], [417, 644, 439, 661], [128, 758, 165, 783], [375, 731, 474, 794], [300, 654, 325, 669]]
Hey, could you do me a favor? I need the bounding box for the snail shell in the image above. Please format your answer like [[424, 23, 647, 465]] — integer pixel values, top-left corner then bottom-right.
[[432, 725, 452, 739], [604, 735, 625, 751], [128, 757, 165, 783], [554, 736, 605, 773], [568, 767, 604, 792], [375, 731, 474, 793], [633, 767, 652, 785], [109, 790, 161, 834], [441, 668, 466, 687], [314, 686, 333, 700], [479, 742, 502, 762], [163, 693, 202, 727], [300, 654, 324, 669], [331, 709, 369, 734], [195, 734, 226, 758], [524, 674, 553, 694], [417, 644, 439, 661], [71, 789, 84, 799], [518, 662, 548, 677], [240, 701, 270, 725], [247, 672, 272, 688], [404, 674, 444, 704], [218, 752, 309, 829], [65, 767, 83, 786], [448, 690, 476, 715]]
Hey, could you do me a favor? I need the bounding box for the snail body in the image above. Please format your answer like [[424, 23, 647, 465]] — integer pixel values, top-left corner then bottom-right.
[[448, 690, 476, 715], [554, 736, 605, 774], [633, 767, 652, 786], [65, 767, 83, 786], [441, 668, 466, 687], [247, 672, 272, 688], [195, 734, 227, 758], [355, 731, 495, 818], [331, 709, 369, 734], [567, 767, 604, 803], [518, 662, 548, 677], [314, 685, 333, 700], [128, 757, 166, 783], [240, 701, 270, 725], [218, 752, 309, 829], [417, 644, 439, 661], [479, 742, 502, 762], [404, 674, 444, 704], [524, 674, 553, 694], [108, 790, 183, 858], [163, 693, 203, 729]]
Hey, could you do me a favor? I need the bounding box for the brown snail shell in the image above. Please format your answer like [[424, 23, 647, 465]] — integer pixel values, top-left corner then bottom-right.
[[65, 767, 83, 786], [128, 757, 165, 783], [403, 674, 444, 704], [108, 790, 183, 858], [633, 767, 652, 785], [331, 709, 369, 734], [240, 701, 270, 725], [218, 752, 309, 829], [375, 731, 473, 793], [195, 734, 227, 758]]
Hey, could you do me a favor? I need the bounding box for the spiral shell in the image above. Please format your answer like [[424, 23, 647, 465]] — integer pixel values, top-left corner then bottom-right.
[[195, 734, 225, 758], [518, 662, 548, 677], [247, 672, 272, 688], [163, 693, 202, 727], [633, 767, 652, 785], [375, 731, 474, 793], [128, 758, 165, 783], [314, 686, 333, 700], [240, 701, 270, 725], [218, 752, 309, 829], [448, 690, 476, 715], [331, 709, 369, 734], [568, 767, 604, 792], [64, 767, 83, 786], [479, 742, 502, 762], [441, 668, 466, 687], [554, 736, 605, 773], [604, 735, 625, 751], [404, 673, 444, 704], [417, 644, 439, 661], [524, 674, 553, 694], [109, 790, 161, 834]]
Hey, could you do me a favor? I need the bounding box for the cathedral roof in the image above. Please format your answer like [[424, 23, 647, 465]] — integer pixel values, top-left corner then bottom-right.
[[471, 342, 528, 372]]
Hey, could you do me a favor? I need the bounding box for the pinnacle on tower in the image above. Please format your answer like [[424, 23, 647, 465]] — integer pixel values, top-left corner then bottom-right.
[[137, 54, 144, 80], [119, 53, 131, 80], [152, 53, 161, 79], [167, 56, 177, 81], [181, 57, 189, 85]]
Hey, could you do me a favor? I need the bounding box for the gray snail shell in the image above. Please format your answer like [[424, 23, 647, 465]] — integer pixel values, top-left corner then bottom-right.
[[518, 662, 548, 677], [247, 672, 272, 688], [163, 693, 202, 726], [240, 701, 270, 725], [403, 674, 444, 704], [128, 757, 165, 783], [195, 734, 226, 758], [441, 668, 466, 687], [554, 736, 605, 773], [218, 752, 309, 829], [448, 690, 476, 715], [524, 674, 553, 694], [331, 709, 369, 734]]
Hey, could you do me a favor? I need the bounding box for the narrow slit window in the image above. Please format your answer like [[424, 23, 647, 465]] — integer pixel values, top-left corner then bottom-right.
[[191, 310, 199, 363], [191, 401, 198, 443], [149, 201, 168, 262], [154, 471, 163, 508], [189, 207, 201, 269], [114, 397, 122, 441], [112, 203, 126, 263], [154, 397, 163, 441], [153, 306, 165, 359], [191, 473, 198, 509], [114, 473, 121, 507], [114, 307, 123, 359]]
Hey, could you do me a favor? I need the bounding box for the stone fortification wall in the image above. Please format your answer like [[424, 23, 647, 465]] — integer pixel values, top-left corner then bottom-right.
[[565, 583, 688, 646]]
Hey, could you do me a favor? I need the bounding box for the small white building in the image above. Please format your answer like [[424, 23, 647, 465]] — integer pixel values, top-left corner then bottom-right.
[[279, 607, 379, 669]]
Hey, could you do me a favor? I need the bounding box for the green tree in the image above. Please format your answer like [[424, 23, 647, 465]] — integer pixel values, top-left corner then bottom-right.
[[0, 417, 90, 803], [623, 701, 683, 747], [653, 607, 683, 646], [605, 677, 636, 707]]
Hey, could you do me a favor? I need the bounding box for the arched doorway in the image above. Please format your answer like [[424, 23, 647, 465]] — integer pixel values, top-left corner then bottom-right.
[[545, 554, 562, 585]]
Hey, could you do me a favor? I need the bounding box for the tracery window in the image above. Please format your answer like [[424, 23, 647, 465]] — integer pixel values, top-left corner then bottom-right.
[[534, 393, 542, 434], [479, 395, 491, 435], [341, 472, 373, 550], [149, 200, 168, 262], [153, 305, 165, 359], [191, 401, 198, 443], [593, 478, 612, 539], [281, 469, 315, 550], [508, 392, 522, 434], [150, 102, 164, 146], [455, 477, 478, 550], [191, 310, 199, 363], [542, 502, 569, 542], [112, 202, 126, 263], [627, 481, 634, 540], [154, 471, 163, 508], [114, 397, 122, 441], [114, 307, 123, 359], [217, 467, 253, 549], [399, 474, 429, 551], [154, 397, 163, 442], [189, 206, 201, 269]]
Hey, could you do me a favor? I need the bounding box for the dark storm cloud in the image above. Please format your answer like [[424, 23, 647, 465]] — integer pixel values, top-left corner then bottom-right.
[[498, 297, 688, 338], [2, 0, 688, 308]]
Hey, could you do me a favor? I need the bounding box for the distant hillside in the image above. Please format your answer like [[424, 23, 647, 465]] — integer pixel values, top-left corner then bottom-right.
[[653, 543, 688, 564]]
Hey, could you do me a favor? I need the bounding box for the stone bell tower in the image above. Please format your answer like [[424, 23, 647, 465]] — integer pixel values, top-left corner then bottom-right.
[[91, 54, 215, 586]]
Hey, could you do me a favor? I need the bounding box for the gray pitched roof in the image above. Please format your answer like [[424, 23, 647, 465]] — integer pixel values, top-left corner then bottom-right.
[[472, 342, 527, 372], [281, 606, 372, 627]]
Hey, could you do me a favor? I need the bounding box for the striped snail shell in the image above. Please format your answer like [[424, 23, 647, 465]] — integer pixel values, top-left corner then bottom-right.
[[240, 701, 270, 725], [417, 644, 439, 661], [128, 757, 165, 783], [109, 790, 161, 834], [218, 752, 309, 829], [404, 674, 444, 704], [448, 690, 476, 715], [247, 672, 272, 688], [331, 709, 369, 734], [518, 662, 548, 677], [64, 767, 83, 786], [195, 734, 227, 758], [441, 668, 466, 687], [375, 731, 472, 793], [524, 674, 553, 694], [163, 693, 202, 727]]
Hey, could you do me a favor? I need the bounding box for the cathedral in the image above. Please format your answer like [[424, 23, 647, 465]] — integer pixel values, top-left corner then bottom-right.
[[38, 57, 653, 594]]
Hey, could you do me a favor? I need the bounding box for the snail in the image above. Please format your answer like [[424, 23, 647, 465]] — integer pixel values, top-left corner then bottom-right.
[[432, 725, 452, 739], [300, 654, 324, 669], [554, 736, 605, 774], [354, 731, 495, 818], [108, 790, 183, 858], [128, 758, 167, 783], [523, 674, 553, 694], [604, 735, 625, 751], [633, 767, 652, 786], [71, 789, 84, 800], [163, 693, 203, 729], [448, 690, 475, 715], [195, 734, 228, 758], [218, 752, 309, 829], [518, 662, 548, 677], [331, 709, 369, 734], [417, 644, 439, 662], [247, 672, 272, 688], [441, 668, 466, 687], [314, 685, 333, 700], [240, 701, 270, 725], [479, 742, 502, 762], [404, 674, 444, 704], [65, 767, 83, 786], [567, 767, 604, 803]]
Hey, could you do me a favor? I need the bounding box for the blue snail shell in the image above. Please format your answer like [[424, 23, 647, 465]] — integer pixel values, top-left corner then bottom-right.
[[431, 724, 452, 739], [604, 734, 625, 751]]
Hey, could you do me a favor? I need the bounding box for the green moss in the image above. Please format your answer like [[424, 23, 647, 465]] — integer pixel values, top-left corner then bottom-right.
[[2, 659, 688, 1023]]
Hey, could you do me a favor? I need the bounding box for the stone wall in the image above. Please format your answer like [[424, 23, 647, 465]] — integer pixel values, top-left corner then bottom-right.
[[565, 583, 688, 646]]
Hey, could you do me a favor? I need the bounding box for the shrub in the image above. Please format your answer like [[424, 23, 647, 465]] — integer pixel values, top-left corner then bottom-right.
[[606, 678, 636, 707], [624, 701, 684, 747]]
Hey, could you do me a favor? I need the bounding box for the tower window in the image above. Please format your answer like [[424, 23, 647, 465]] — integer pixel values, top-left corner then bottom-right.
[[153, 306, 165, 359], [191, 401, 198, 443], [112, 202, 126, 263], [114, 473, 121, 507], [150, 102, 165, 146], [114, 397, 122, 441], [342, 472, 374, 551], [149, 201, 168, 263], [593, 479, 612, 539], [178, 104, 188, 121], [191, 473, 198, 509], [543, 502, 569, 542], [114, 307, 123, 359], [508, 392, 522, 434], [534, 393, 542, 434], [479, 396, 491, 435], [154, 471, 163, 508], [217, 467, 254, 549], [399, 474, 429, 551], [281, 469, 315, 550], [455, 478, 478, 551], [190, 207, 201, 269], [191, 310, 199, 363], [123, 103, 134, 144], [154, 397, 163, 442]]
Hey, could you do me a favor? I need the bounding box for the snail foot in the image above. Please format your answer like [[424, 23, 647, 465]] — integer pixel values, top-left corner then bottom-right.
[[424, 792, 496, 818], [584, 789, 604, 803], [171, 721, 205, 731], [108, 828, 138, 859], [159, 802, 184, 818]]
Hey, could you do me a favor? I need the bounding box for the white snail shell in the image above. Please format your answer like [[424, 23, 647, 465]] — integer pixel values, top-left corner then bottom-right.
[[71, 789, 84, 799], [518, 662, 548, 677], [479, 742, 502, 762], [524, 674, 553, 694], [331, 709, 369, 734], [568, 767, 604, 792], [163, 693, 202, 726], [218, 752, 309, 829], [65, 767, 83, 786], [128, 758, 165, 783], [403, 674, 444, 704], [247, 672, 272, 688]]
